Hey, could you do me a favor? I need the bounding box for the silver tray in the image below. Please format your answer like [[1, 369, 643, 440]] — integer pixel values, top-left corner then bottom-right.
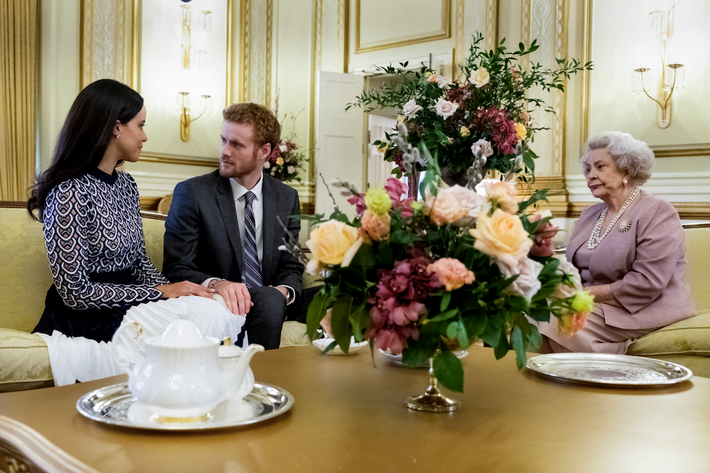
[[76, 383, 294, 431], [526, 353, 693, 387]]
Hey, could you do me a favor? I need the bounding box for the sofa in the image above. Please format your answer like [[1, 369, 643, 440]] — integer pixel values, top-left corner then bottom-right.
[[1, 201, 709, 391], [0, 201, 310, 392]]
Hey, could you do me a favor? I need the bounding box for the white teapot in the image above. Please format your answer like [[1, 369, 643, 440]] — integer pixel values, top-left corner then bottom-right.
[[112, 313, 263, 421]]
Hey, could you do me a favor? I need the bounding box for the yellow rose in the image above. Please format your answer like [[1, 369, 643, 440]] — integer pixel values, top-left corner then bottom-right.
[[305, 220, 360, 275], [469, 209, 532, 267], [515, 123, 527, 140], [276, 157, 284, 165], [460, 126, 470, 137]]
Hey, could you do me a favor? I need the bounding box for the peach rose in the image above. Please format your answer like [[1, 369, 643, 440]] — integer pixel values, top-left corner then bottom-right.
[[553, 255, 583, 299], [425, 190, 466, 226], [428, 258, 475, 291], [306, 220, 360, 275], [475, 179, 518, 214], [558, 311, 587, 336], [360, 210, 391, 241], [469, 209, 532, 267]]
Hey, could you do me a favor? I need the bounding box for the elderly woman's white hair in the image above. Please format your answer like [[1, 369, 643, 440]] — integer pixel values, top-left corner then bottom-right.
[[581, 132, 654, 186]]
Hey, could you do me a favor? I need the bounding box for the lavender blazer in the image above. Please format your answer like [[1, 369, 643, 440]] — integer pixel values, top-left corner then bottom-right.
[[566, 190, 695, 330]]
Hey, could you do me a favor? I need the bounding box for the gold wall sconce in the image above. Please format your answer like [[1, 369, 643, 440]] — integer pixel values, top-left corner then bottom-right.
[[177, 1, 213, 142], [632, 2, 685, 129]]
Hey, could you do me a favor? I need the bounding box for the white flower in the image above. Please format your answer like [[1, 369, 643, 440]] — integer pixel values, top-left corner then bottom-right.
[[553, 255, 584, 299], [497, 256, 543, 302], [468, 67, 490, 88], [436, 75, 450, 88], [402, 99, 423, 120], [444, 186, 485, 226], [434, 98, 459, 119], [280, 144, 288, 153], [471, 139, 494, 158], [287, 166, 295, 174], [263, 162, 271, 169]]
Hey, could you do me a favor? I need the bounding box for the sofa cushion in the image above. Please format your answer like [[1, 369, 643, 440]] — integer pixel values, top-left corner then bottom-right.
[[280, 321, 310, 348], [684, 226, 710, 312], [627, 310, 710, 357], [0, 329, 53, 392], [0, 208, 54, 332]]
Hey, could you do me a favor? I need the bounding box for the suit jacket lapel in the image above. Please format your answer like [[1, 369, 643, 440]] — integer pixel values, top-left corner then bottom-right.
[[215, 175, 244, 276], [261, 177, 276, 283]]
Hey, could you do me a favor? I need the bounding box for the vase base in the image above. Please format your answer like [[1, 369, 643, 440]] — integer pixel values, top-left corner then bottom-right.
[[405, 392, 461, 412]]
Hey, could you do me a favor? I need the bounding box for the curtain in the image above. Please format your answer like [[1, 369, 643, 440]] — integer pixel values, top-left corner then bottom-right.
[[0, 0, 39, 201]]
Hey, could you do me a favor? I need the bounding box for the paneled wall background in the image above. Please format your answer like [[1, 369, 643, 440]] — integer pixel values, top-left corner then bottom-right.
[[38, 0, 710, 221]]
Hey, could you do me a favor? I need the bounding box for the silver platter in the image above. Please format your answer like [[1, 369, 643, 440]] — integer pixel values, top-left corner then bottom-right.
[[526, 353, 693, 387], [76, 383, 294, 431]]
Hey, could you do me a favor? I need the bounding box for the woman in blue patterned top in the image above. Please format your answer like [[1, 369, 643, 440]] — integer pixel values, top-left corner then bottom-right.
[[27, 79, 244, 385]]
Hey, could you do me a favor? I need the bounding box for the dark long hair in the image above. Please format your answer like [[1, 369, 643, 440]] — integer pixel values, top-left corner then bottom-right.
[[27, 79, 144, 220]]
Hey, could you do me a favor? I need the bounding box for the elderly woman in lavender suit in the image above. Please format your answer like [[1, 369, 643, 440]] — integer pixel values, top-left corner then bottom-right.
[[537, 132, 695, 354]]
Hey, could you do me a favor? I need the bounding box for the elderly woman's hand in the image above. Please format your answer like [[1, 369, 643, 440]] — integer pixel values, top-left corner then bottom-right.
[[585, 284, 623, 307]]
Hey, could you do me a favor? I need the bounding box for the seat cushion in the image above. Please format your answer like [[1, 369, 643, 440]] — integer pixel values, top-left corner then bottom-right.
[[280, 321, 310, 348], [628, 310, 710, 357], [0, 329, 53, 392]]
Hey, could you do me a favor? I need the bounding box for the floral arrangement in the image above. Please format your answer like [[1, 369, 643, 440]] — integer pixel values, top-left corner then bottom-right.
[[300, 134, 594, 393], [264, 112, 307, 183], [347, 32, 592, 188]]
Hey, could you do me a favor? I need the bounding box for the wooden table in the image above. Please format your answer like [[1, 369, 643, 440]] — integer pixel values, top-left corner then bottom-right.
[[1, 346, 709, 473]]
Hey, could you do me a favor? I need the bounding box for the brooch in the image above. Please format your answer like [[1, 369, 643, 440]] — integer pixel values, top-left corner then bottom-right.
[[618, 219, 632, 233]]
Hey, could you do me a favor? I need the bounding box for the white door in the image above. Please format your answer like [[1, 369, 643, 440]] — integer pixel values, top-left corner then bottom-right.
[[367, 114, 398, 189], [315, 71, 366, 220]]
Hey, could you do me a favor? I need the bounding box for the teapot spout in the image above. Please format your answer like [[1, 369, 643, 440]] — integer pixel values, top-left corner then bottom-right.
[[220, 343, 264, 400]]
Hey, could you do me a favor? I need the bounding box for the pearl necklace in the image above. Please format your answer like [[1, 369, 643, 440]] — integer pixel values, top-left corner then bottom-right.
[[587, 187, 640, 250]]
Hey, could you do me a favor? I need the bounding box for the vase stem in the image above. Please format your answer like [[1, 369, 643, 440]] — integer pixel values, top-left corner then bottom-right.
[[405, 358, 461, 412]]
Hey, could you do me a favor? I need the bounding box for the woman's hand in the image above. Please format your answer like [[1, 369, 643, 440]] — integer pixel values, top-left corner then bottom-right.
[[156, 281, 215, 299], [586, 284, 622, 307]]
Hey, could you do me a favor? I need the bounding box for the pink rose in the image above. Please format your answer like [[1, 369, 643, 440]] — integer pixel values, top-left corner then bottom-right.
[[428, 258, 475, 291], [475, 179, 518, 214], [529, 210, 559, 257], [434, 98, 459, 119], [360, 210, 391, 241]]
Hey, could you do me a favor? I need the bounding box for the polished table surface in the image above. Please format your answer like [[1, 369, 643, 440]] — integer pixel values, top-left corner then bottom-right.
[[1, 345, 709, 473]]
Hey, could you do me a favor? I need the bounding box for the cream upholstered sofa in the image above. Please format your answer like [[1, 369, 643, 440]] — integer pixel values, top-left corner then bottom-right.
[[0, 201, 309, 392], [1, 202, 709, 391]]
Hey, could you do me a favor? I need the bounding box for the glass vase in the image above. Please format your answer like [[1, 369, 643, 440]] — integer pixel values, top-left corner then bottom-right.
[[405, 358, 461, 412]]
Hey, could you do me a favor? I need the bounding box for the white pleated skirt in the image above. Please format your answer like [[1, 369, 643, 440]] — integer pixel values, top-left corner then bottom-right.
[[38, 296, 246, 386]]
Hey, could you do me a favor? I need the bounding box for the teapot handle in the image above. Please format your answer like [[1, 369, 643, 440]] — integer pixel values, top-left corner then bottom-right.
[[111, 321, 147, 375]]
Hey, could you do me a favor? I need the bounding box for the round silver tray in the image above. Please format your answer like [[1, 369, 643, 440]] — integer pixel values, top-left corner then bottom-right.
[[76, 382, 294, 431], [526, 353, 693, 387]]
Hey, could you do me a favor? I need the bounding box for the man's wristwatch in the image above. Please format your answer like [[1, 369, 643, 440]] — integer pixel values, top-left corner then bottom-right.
[[209, 278, 226, 289]]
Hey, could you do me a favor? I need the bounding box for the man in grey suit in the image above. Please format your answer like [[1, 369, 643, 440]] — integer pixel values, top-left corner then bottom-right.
[[163, 102, 304, 349]]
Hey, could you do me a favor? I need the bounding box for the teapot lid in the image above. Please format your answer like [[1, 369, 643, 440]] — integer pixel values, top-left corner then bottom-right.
[[151, 303, 215, 348]]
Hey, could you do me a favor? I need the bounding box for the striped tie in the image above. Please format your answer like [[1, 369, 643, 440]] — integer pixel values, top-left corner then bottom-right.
[[242, 191, 262, 288]]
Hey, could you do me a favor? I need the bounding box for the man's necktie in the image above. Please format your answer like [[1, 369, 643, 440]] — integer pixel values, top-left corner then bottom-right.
[[243, 191, 263, 288]]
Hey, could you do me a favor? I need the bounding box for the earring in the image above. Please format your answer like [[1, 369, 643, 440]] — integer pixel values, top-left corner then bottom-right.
[[115, 134, 120, 139], [623, 179, 628, 185]]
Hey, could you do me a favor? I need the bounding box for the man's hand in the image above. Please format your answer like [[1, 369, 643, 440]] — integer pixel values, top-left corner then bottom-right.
[[213, 280, 253, 315]]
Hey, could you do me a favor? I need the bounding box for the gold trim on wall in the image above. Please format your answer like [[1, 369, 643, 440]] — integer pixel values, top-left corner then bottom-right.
[[652, 146, 710, 158], [129, 0, 235, 166], [138, 152, 219, 168], [354, 0, 451, 53], [239, 0, 273, 105]]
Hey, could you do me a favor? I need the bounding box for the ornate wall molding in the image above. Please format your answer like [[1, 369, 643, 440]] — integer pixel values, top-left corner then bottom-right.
[[521, 0, 567, 178], [454, 0, 498, 81], [240, 0, 273, 106], [81, 0, 130, 88]]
